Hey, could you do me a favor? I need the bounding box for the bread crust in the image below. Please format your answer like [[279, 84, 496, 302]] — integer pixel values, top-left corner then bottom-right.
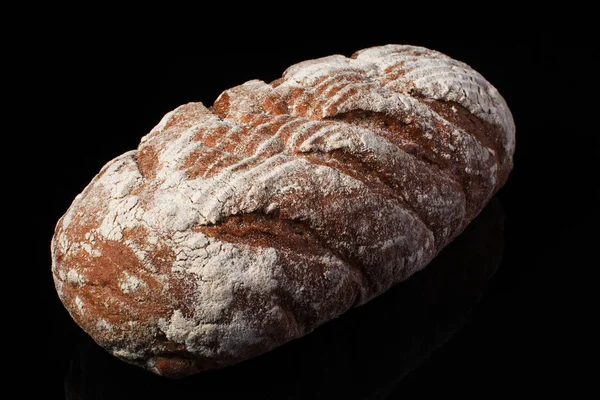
[[51, 45, 514, 378]]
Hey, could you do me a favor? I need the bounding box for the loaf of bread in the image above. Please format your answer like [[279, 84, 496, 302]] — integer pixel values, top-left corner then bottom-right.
[[51, 44, 515, 378]]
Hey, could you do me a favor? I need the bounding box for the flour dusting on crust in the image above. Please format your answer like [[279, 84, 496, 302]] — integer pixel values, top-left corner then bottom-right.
[[51, 45, 514, 378]]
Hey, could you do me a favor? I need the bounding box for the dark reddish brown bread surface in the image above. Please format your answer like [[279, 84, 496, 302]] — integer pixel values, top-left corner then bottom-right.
[[51, 45, 515, 378]]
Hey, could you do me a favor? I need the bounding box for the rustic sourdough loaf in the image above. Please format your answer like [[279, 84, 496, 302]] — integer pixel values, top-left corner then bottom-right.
[[51, 45, 515, 378]]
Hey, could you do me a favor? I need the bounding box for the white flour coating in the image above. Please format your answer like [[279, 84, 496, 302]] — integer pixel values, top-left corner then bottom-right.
[[67, 269, 85, 285], [51, 45, 515, 376], [120, 272, 146, 294], [169, 231, 281, 322], [281, 45, 514, 155], [279, 48, 503, 193], [353, 45, 515, 154], [282, 55, 378, 86], [97, 318, 115, 332], [95, 153, 145, 241], [75, 296, 84, 313]]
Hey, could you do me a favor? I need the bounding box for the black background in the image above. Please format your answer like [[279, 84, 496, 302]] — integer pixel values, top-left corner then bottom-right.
[[34, 35, 595, 398]]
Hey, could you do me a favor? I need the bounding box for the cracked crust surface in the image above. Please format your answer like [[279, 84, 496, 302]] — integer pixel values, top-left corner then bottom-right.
[[51, 45, 514, 378]]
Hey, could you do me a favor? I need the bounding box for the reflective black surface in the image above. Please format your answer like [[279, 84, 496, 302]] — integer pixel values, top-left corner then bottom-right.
[[38, 37, 594, 398], [64, 198, 504, 400]]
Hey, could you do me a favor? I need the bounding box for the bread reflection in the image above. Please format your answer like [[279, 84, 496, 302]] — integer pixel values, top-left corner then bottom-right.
[[65, 197, 504, 400]]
